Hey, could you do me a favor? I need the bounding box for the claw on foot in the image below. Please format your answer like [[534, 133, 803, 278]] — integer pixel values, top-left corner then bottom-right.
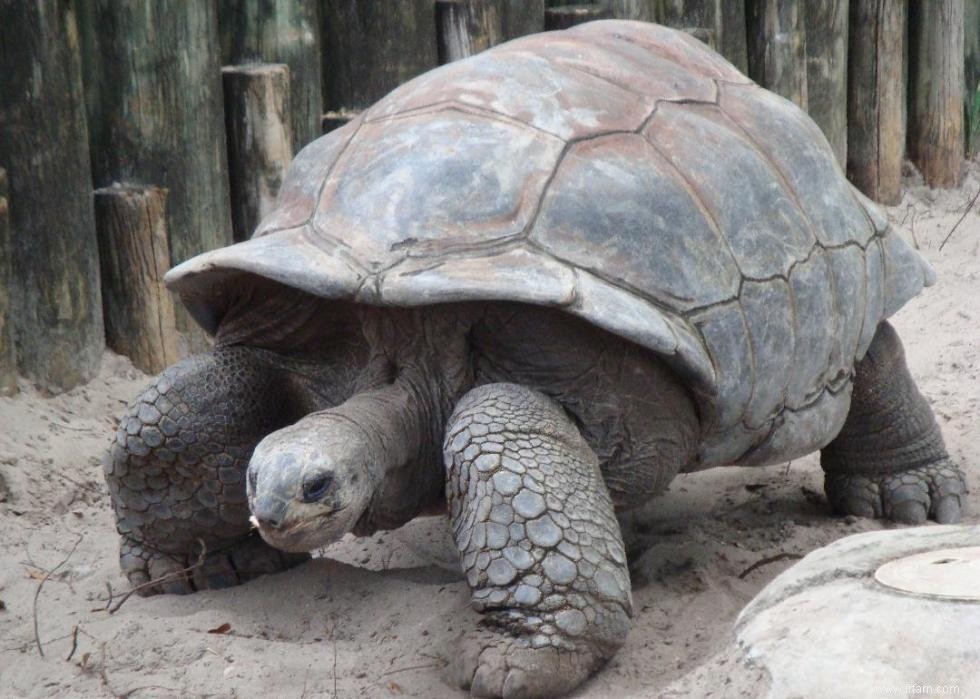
[[825, 459, 968, 525], [450, 627, 609, 699]]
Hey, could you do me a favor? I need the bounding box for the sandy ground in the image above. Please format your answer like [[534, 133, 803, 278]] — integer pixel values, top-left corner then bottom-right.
[[0, 162, 977, 699]]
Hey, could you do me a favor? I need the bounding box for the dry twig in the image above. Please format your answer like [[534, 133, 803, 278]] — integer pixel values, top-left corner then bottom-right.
[[738, 552, 803, 579], [939, 185, 980, 251], [33, 534, 84, 657]]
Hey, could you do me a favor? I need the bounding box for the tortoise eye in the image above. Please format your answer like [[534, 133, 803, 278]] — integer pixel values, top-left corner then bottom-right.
[[302, 472, 333, 503]]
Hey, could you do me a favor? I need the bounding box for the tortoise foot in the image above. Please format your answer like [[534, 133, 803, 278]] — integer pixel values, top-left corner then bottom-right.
[[450, 618, 610, 699], [119, 533, 309, 596], [825, 459, 967, 525]]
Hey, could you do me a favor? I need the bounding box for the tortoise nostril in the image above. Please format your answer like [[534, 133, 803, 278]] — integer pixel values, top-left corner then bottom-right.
[[252, 497, 287, 529]]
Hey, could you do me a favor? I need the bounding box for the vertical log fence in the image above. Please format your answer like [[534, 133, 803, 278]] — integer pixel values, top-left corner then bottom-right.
[[0, 0, 975, 391]]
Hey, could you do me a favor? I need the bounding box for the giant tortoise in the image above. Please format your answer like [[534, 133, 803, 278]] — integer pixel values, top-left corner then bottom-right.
[[104, 20, 966, 699]]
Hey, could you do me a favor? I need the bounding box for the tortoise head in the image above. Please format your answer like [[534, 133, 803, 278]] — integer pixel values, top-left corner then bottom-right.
[[246, 413, 375, 552]]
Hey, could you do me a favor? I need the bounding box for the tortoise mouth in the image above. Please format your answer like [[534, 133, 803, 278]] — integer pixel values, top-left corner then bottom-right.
[[251, 506, 352, 553]]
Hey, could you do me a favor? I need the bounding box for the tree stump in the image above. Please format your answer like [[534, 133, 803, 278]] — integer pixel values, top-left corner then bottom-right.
[[222, 63, 294, 243], [322, 0, 438, 112], [0, 169, 15, 395], [545, 4, 611, 30], [908, 0, 965, 188], [0, 0, 104, 393], [436, 0, 503, 64], [500, 0, 545, 40], [77, 0, 233, 353], [94, 186, 179, 374], [746, 0, 807, 109], [804, 0, 849, 167], [218, 0, 323, 152], [847, 0, 906, 204]]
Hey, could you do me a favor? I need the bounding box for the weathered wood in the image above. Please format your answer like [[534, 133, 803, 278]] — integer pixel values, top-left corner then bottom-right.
[[500, 0, 545, 40], [608, 0, 657, 22], [322, 0, 438, 112], [847, 0, 906, 204], [804, 0, 849, 167], [78, 0, 233, 352], [746, 0, 808, 109], [95, 186, 179, 375], [967, 0, 980, 157], [545, 4, 611, 30], [322, 110, 361, 134], [222, 63, 294, 242], [218, 0, 323, 151], [719, 0, 748, 73], [0, 0, 104, 393], [437, 0, 503, 64], [0, 168, 15, 395], [657, 0, 720, 51], [908, 0, 966, 188]]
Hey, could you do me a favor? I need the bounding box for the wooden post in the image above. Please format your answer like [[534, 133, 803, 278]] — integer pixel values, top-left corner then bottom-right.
[[745, 0, 808, 110], [0, 169, 15, 395], [608, 0, 657, 22], [908, 1, 966, 188], [222, 63, 294, 243], [500, 0, 545, 40], [719, 0, 749, 73], [436, 0, 503, 64], [0, 0, 104, 393], [847, 0, 906, 204], [95, 186, 179, 374], [967, 0, 979, 157], [77, 0, 233, 353], [545, 4, 611, 30], [218, 0, 323, 152], [803, 0, 849, 167], [321, 0, 438, 112], [657, 0, 721, 51]]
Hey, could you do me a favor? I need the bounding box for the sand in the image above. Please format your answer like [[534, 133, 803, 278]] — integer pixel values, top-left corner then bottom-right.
[[0, 162, 977, 698]]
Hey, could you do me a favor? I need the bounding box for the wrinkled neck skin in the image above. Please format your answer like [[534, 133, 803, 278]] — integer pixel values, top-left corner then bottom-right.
[[245, 302, 474, 552]]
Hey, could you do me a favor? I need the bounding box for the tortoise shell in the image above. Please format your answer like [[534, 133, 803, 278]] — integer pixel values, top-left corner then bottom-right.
[[167, 20, 934, 468]]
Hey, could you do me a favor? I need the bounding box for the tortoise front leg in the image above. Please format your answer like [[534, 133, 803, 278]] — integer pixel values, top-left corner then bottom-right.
[[444, 383, 632, 699]]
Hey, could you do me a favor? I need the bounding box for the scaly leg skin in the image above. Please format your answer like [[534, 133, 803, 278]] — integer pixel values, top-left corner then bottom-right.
[[444, 383, 632, 699], [821, 322, 967, 524], [104, 346, 308, 595]]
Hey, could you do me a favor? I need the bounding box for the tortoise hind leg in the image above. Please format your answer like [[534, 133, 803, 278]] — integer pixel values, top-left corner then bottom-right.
[[105, 346, 308, 595], [821, 322, 967, 524]]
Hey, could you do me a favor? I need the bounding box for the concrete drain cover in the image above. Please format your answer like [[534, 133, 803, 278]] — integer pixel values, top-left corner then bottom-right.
[[874, 546, 980, 601]]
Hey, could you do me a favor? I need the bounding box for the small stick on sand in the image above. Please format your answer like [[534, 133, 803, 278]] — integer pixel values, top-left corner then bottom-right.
[[33, 533, 83, 657], [738, 552, 803, 579], [939, 185, 980, 251], [108, 539, 207, 614]]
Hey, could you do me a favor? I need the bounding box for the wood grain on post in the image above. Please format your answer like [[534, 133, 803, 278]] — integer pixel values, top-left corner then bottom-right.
[[545, 4, 611, 30], [967, 0, 979, 157], [218, 0, 323, 152], [804, 0, 849, 167], [657, 0, 720, 51], [95, 186, 179, 374], [746, 0, 808, 110], [0, 169, 15, 395], [608, 0, 657, 22], [847, 0, 906, 204], [77, 0, 232, 353], [500, 0, 545, 39], [436, 0, 503, 64], [222, 64, 294, 243], [0, 0, 104, 393], [719, 0, 748, 73], [322, 0, 438, 112], [908, 0, 965, 188]]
